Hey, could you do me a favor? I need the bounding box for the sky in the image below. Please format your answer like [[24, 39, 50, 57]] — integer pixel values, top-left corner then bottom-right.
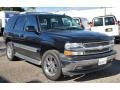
[[0, 0, 119, 7], [35, 7, 100, 12]]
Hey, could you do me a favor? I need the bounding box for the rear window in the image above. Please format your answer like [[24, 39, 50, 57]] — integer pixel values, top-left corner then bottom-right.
[[81, 18, 89, 27], [105, 17, 115, 25], [93, 18, 103, 26]]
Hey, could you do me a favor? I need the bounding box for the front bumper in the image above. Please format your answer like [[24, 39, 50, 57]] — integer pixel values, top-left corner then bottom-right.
[[61, 50, 116, 76]]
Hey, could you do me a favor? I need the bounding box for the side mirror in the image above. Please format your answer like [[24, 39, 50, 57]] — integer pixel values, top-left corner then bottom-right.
[[25, 26, 36, 32], [88, 22, 92, 25]]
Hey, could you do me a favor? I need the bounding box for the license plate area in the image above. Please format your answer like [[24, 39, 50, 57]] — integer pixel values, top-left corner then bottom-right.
[[98, 57, 107, 65]]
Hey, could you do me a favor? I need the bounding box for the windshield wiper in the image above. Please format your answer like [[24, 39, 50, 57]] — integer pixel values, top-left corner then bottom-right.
[[52, 27, 66, 30], [46, 26, 83, 32], [66, 26, 83, 30]]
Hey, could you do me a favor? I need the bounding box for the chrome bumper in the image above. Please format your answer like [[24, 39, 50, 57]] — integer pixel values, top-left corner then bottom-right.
[[61, 51, 116, 76]]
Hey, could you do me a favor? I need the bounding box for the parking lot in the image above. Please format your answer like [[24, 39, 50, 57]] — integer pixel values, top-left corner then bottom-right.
[[0, 37, 120, 83]]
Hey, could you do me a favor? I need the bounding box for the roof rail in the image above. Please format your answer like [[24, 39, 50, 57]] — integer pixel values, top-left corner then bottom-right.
[[20, 12, 53, 14]]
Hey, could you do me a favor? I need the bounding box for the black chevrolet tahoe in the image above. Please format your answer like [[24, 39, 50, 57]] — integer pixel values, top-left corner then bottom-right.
[[3, 13, 116, 80]]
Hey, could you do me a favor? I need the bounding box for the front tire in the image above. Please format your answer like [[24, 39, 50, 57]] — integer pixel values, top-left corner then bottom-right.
[[6, 42, 16, 61], [42, 50, 62, 81]]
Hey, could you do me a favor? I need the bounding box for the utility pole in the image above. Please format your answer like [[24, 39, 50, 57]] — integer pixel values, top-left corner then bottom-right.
[[104, 7, 106, 16]]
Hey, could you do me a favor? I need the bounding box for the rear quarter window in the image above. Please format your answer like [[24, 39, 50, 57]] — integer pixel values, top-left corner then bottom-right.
[[5, 16, 18, 30], [93, 18, 103, 26]]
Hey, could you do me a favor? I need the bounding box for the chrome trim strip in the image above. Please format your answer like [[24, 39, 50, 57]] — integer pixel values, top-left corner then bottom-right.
[[13, 43, 38, 52]]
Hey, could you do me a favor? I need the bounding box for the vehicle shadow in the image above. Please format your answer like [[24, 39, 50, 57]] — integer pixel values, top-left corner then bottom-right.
[[27, 80, 42, 83], [59, 60, 120, 82], [0, 48, 6, 57], [0, 76, 11, 83]]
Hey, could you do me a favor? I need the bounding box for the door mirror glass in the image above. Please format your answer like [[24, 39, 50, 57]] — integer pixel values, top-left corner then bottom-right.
[[25, 26, 36, 32]]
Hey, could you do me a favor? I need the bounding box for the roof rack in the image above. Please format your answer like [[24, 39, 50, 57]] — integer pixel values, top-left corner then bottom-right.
[[20, 11, 53, 14]]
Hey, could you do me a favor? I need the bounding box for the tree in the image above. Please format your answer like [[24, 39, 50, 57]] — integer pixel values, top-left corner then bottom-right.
[[0, 7, 25, 12], [26, 7, 36, 12]]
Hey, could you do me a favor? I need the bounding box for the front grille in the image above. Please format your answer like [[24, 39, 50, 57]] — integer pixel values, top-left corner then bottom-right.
[[83, 41, 112, 55], [84, 48, 111, 55], [84, 41, 110, 48]]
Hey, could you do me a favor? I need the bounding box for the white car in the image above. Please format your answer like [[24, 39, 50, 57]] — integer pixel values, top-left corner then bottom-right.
[[91, 15, 120, 43]]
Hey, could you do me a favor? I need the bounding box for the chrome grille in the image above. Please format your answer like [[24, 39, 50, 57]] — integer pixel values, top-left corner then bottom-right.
[[83, 41, 112, 55], [84, 48, 111, 55], [84, 41, 110, 48]]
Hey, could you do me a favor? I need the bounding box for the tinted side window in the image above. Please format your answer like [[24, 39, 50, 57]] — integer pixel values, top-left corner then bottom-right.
[[105, 17, 115, 25], [39, 18, 48, 30], [93, 18, 103, 26], [14, 16, 26, 31], [25, 15, 38, 31], [5, 16, 18, 30]]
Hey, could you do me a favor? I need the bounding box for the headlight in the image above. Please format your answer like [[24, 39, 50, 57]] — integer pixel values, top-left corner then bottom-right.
[[64, 42, 84, 56], [65, 42, 84, 50]]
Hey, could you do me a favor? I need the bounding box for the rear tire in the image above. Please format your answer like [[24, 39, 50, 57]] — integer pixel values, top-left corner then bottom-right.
[[6, 42, 16, 61], [42, 50, 62, 81]]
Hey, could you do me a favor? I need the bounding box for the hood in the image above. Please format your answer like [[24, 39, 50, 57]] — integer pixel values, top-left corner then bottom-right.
[[43, 30, 113, 43]]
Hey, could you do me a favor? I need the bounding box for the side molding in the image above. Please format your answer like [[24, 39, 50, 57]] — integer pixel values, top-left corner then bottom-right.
[[15, 52, 41, 65]]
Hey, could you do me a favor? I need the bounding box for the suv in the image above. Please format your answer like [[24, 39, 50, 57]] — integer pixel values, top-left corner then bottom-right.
[[3, 13, 116, 80], [91, 15, 120, 43]]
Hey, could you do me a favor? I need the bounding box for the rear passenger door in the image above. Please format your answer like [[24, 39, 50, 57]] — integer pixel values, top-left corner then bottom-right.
[[13, 15, 26, 55]]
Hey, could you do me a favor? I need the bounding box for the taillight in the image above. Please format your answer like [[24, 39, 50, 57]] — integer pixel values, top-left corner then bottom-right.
[[114, 18, 118, 25], [91, 22, 94, 27], [80, 22, 82, 27], [115, 21, 118, 25]]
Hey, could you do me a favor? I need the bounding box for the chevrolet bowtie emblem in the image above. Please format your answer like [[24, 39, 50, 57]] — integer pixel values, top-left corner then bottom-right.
[[97, 46, 104, 50]]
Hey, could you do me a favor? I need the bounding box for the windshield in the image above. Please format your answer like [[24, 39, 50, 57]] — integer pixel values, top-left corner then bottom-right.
[[38, 15, 82, 31], [93, 17, 103, 26]]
